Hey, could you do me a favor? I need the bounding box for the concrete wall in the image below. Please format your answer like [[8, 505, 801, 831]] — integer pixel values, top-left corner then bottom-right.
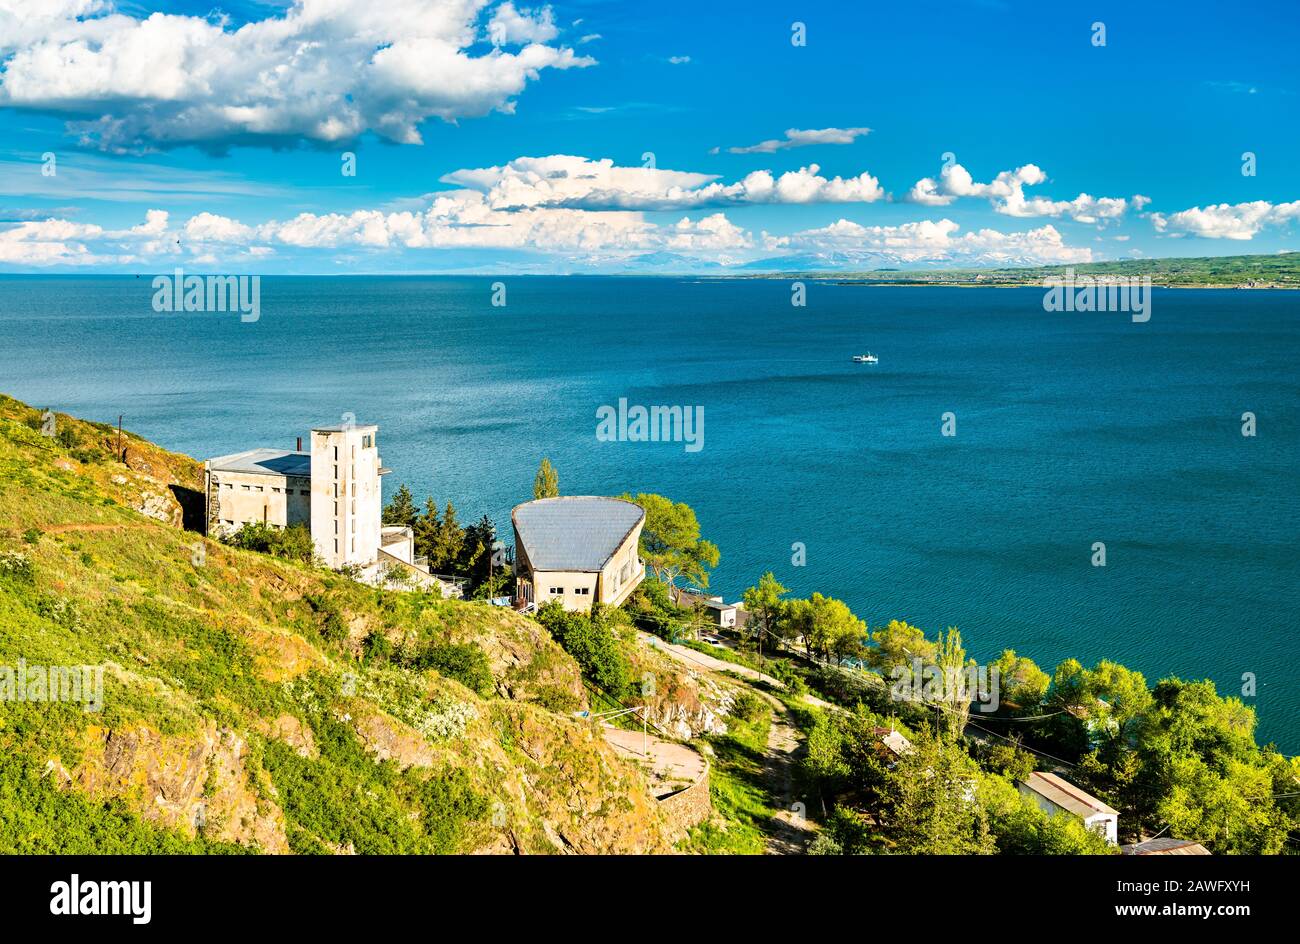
[[205, 467, 310, 535], [530, 569, 600, 610], [310, 426, 382, 569]]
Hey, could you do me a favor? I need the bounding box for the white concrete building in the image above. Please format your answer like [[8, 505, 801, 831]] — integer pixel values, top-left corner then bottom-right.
[[204, 423, 455, 595], [1018, 771, 1119, 845]]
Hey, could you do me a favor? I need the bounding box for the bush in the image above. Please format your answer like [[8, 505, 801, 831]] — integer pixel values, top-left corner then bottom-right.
[[730, 690, 768, 724], [418, 642, 495, 698], [0, 550, 34, 583], [223, 522, 316, 564], [535, 601, 631, 699]]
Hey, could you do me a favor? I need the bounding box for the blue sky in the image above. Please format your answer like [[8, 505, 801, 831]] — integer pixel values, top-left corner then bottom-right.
[[1, 0, 1297, 272]]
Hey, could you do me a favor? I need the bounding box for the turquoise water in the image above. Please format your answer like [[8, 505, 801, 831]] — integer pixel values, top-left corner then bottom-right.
[[1, 276, 1296, 749]]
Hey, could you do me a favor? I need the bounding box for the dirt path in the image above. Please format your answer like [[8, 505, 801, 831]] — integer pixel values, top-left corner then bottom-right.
[[756, 693, 815, 855], [38, 523, 135, 534]]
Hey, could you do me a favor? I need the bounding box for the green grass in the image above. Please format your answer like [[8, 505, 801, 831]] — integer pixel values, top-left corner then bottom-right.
[[683, 695, 774, 854]]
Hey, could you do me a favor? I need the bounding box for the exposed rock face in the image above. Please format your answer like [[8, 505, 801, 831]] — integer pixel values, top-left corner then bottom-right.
[[73, 723, 289, 853], [630, 646, 735, 739], [135, 488, 179, 526], [257, 713, 317, 759], [485, 704, 672, 855]]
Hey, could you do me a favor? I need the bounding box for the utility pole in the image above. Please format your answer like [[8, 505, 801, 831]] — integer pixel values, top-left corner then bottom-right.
[[116, 415, 123, 462]]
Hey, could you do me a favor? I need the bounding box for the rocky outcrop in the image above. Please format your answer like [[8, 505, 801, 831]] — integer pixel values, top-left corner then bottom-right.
[[72, 722, 290, 853]]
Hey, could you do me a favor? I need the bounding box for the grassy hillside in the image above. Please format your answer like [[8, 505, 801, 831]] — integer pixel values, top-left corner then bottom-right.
[[0, 395, 670, 854]]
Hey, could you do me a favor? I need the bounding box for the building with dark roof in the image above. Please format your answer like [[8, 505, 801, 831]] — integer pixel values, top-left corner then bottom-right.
[[512, 496, 646, 612]]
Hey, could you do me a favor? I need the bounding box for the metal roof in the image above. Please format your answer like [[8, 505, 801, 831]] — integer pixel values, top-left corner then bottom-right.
[[207, 448, 312, 477], [1020, 771, 1118, 817], [1122, 838, 1211, 855], [512, 496, 644, 572]]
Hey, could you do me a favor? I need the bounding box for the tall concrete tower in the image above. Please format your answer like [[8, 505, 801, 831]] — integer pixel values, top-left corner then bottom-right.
[[310, 422, 383, 569]]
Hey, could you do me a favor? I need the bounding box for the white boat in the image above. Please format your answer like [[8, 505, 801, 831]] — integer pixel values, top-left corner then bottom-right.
[[852, 353, 879, 364]]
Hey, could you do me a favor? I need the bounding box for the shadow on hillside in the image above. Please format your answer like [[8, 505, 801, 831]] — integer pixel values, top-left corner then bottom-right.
[[170, 485, 205, 532]]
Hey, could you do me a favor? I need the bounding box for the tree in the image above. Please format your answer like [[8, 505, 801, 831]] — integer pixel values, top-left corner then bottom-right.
[[866, 619, 935, 676], [620, 493, 719, 590], [412, 497, 441, 564], [991, 649, 1050, 713], [865, 728, 994, 855], [933, 627, 974, 741], [790, 593, 866, 665], [429, 500, 464, 573], [382, 484, 418, 529], [741, 571, 786, 655], [533, 458, 559, 499]]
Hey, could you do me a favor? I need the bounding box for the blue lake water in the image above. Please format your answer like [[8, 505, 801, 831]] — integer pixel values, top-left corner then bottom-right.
[[1, 275, 1296, 750]]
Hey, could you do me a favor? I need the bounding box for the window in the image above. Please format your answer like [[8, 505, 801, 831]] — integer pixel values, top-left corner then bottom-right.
[[254, 485, 263, 492], [333, 446, 338, 460], [576, 587, 590, 596], [272, 487, 281, 494], [223, 483, 233, 490], [241, 484, 250, 491], [351, 444, 356, 459], [333, 464, 338, 479], [351, 500, 356, 515], [334, 520, 338, 534], [334, 540, 338, 553], [300, 489, 310, 496], [549, 587, 564, 595], [363, 434, 373, 449]]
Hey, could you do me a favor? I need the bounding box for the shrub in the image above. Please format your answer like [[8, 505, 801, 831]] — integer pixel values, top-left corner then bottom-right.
[[418, 642, 494, 698], [223, 521, 315, 564], [0, 550, 34, 583], [535, 601, 631, 699], [362, 630, 394, 664], [730, 690, 768, 724]]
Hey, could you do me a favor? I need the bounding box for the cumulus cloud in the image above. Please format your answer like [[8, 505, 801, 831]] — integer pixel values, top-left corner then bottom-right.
[[440, 154, 885, 210], [765, 218, 1093, 266], [906, 162, 1137, 224], [1149, 200, 1300, 239], [723, 127, 870, 155], [0, 0, 593, 152]]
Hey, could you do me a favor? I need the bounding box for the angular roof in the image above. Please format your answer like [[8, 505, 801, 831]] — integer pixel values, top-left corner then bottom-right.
[[1020, 771, 1118, 817], [207, 448, 312, 477], [512, 497, 644, 573], [1122, 838, 1211, 855]]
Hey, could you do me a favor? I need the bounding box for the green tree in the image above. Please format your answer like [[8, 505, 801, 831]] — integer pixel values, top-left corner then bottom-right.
[[991, 649, 1050, 713], [866, 619, 936, 676], [412, 497, 441, 563], [866, 728, 994, 855], [620, 493, 720, 590], [533, 458, 559, 499], [933, 627, 974, 741], [741, 571, 787, 655], [382, 484, 418, 529]]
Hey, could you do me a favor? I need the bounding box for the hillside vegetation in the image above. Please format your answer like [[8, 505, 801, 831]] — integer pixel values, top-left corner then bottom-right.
[[0, 395, 671, 854], [771, 252, 1300, 287]]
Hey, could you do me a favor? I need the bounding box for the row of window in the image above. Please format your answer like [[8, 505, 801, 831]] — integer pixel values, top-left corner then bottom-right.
[[222, 482, 309, 496], [547, 587, 591, 596]]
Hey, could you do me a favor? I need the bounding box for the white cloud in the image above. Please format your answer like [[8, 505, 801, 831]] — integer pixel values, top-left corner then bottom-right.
[[766, 218, 1092, 266], [440, 154, 884, 210], [487, 2, 558, 44], [667, 55, 690, 64], [0, 0, 593, 151], [906, 162, 1136, 223], [725, 126, 870, 155], [1149, 200, 1300, 239]]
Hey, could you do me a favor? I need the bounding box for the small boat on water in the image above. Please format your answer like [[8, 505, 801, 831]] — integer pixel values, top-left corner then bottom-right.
[[852, 353, 879, 364]]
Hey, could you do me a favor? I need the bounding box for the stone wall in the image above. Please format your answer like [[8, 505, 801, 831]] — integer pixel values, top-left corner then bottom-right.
[[658, 761, 711, 832]]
